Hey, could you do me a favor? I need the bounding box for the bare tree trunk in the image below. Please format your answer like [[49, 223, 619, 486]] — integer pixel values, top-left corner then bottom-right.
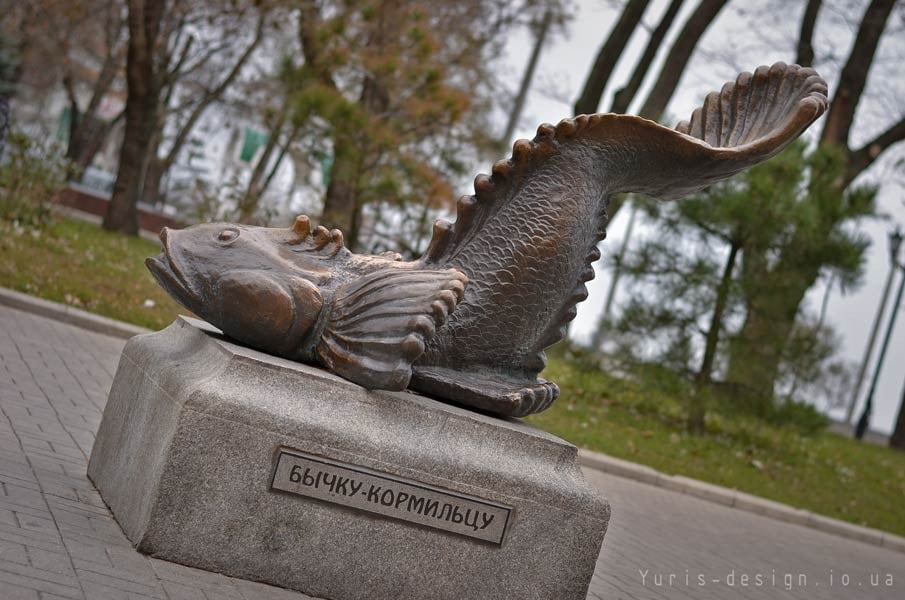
[[321, 142, 361, 241], [68, 113, 121, 172], [65, 15, 124, 175], [728, 262, 816, 403], [785, 274, 834, 404], [728, 0, 901, 400], [105, 95, 156, 234], [309, 0, 392, 249], [141, 141, 165, 207], [697, 240, 739, 385], [688, 238, 738, 433], [590, 202, 637, 350], [611, 0, 685, 114], [638, 0, 729, 121], [239, 108, 288, 223], [0, 95, 9, 161], [891, 377, 905, 451], [795, 0, 822, 67], [262, 125, 300, 194], [321, 68, 389, 249], [295, 0, 360, 241], [820, 0, 895, 148], [574, 0, 651, 116], [143, 158, 165, 207], [104, 0, 165, 234], [603, 0, 726, 232], [239, 126, 300, 225], [139, 15, 264, 209], [502, 10, 551, 142], [590, 0, 689, 345]]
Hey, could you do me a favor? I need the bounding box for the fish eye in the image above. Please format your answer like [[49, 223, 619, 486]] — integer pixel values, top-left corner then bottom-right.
[[216, 228, 239, 244]]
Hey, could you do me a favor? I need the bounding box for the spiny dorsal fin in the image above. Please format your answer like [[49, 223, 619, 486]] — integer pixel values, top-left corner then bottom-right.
[[422, 117, 602, 264], [316, 267, 467, 391], [288, 214, 346, 258]]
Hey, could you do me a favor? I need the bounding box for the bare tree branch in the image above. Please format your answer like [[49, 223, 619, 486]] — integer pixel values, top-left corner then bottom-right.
[[163, 14, 265, 167], [298, 0, 339, 89], [638, 0, 729, 121], [845, 113, 905, 186], [163, 33, 195, 87], [611, 0, 684, 114], [795, 0, 822, 67], [573, 0, 651, 115]]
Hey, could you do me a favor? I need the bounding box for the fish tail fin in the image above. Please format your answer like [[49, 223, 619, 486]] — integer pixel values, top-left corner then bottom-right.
[[624, 62, 828, 200], [316, 267, 467, 391]]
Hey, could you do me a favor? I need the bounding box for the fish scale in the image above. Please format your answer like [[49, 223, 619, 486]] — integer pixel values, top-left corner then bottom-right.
[[421, 150, 604, 371]]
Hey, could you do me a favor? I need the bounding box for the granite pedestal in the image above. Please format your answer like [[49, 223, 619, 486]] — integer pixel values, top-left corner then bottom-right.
[[87, 317, 610, 600]]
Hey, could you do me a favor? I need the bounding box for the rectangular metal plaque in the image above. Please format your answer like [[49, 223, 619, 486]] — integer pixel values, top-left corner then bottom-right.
[[270, 448, 511, 544]]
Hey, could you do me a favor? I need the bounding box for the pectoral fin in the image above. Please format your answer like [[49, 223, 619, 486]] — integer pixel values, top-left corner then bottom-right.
[[316, 267, 467, 391]]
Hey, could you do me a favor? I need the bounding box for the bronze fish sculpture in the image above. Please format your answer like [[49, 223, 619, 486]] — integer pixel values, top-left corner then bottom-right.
[[147, 62, 828, 418]]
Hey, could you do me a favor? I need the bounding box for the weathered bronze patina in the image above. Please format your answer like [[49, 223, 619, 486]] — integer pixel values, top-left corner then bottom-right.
[[147, 62, 828, 417]]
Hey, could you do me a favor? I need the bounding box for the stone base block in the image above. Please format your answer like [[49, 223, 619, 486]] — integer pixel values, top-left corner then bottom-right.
[[88, 318, 609, 600]]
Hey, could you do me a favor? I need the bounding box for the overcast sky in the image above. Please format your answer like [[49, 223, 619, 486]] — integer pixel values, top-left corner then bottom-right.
[[497, 0, 905, 433]]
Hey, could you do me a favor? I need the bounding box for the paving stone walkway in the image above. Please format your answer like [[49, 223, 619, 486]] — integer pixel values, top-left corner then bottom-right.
[[0, 304, 902, 600]]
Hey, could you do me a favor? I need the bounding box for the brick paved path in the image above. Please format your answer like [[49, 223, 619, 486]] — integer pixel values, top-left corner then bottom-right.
[[1, 305, 902, 600]]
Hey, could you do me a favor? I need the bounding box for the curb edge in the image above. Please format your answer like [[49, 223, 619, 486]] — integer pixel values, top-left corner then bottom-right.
[[0, 287, 150, 340]]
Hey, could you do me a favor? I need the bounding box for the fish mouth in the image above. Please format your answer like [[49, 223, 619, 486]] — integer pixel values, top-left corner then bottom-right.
[[145, 229, 196, 311], [145, 255, 195, 311]]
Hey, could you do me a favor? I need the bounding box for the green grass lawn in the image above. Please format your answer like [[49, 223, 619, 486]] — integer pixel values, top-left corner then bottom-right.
[[3, 216, 904, 537], [529, 356, 905, 537], [0, 217, 183, 329]]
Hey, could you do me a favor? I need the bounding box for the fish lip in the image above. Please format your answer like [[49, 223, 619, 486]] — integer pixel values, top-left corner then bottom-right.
[[158, 228, 192, 292], [145, 253, 196, 311], [146, 228, 194, 296]]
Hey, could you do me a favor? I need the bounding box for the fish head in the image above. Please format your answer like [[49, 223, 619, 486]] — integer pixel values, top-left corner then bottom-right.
[[146, 220, 331, 358]]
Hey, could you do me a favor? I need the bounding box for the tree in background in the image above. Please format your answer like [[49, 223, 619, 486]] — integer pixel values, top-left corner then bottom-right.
[[56, 0, 128, 174], [577, 0, 727, 346], [103, 0, 167, 233], [284, 0, 548, 252], [612, 142, 876, 431], [573, 0, 730, 122], [0, 4, 34, 160], [0, 34, 16, 160], [636, 0, 729, 121], [139, 9, 267, 208], [726, 0, 904, 402], [601, 0, 730, 218], [0, 0, 129, 173], [587, 0, 904, 414], [892, 379, 905, 451], [573, 0, 651, 116], [104, 0, 270, 234], [610, 0, 685, 115], [236, 91, 298, 224]]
